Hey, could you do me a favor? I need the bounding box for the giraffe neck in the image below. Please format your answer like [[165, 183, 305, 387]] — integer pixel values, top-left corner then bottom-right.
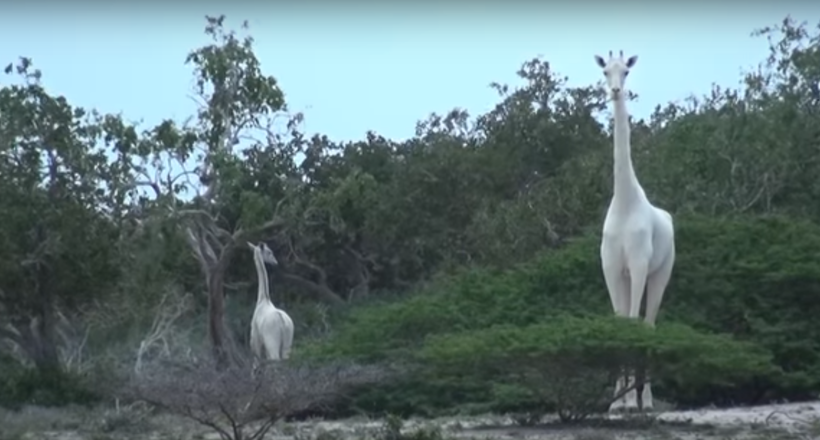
[[254, 251, 272, 307], [612, 97, 642, 204]]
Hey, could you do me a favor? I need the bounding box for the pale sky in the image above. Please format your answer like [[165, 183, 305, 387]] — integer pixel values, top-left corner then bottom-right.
[[1, 4, 818, 144]]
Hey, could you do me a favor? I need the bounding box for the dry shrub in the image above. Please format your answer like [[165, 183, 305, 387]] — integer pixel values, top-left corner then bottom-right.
[[121, 358, 390, 440]]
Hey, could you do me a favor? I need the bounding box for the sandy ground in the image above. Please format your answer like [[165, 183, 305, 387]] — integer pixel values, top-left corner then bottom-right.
[[2, 401, 819, 440], [656, 401, 820, 433]]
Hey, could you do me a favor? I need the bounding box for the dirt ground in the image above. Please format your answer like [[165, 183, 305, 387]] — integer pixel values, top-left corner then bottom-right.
[[1, 401, 818, 440]]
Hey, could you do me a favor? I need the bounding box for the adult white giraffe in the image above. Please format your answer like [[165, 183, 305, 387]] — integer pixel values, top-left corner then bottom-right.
[[595, 50, 675, 413], [248, 242, 294, 361]]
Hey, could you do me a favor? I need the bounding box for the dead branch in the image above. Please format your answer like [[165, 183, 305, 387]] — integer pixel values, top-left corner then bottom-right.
[[0, 324, 23, 347], [279, 235, 344, 305], [0, 304, 90, 372], [55, 311, 90, 375], [134, 291, 193, 375], [765, 409, 813, 430]]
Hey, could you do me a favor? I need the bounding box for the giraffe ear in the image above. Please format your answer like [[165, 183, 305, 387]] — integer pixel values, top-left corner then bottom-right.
[[247, 242, 256, 250], [626, 55, 638, 68], [594, 55, 606, 68]]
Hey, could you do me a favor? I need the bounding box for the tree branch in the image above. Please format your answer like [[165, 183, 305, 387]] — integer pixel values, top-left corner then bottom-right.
[[343, 245, 372, 301], [280, 273, 344, 306], [287, 236, 328, 285], [231, 218, 286, 248], [0, 325, 23, 347]]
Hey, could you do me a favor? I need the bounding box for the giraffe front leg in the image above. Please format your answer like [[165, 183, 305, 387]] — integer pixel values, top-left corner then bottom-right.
[[622, 371, 639, 412], [641, 253, 674, 413], [620, 256, 648, 413], [641, 376, 654, 411], [609, 374, 627, 413]]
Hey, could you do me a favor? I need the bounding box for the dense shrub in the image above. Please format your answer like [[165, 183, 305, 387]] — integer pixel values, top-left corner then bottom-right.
[[298, 235, 604, 365], [0, 359, 99, 409], [665, 214, 820, 403], [302, 215, 820, 416], [421, 315, 775, 422]]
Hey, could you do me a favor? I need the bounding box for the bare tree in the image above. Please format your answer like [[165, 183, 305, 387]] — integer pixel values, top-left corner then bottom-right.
[[134, 290, 194, 375], [123, 358, 390, 440]]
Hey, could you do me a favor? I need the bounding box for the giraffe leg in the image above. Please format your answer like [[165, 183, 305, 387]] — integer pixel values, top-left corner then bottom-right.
[[622, 252, 649, 412], [603, 270, 631, 413], [641, 251, 674, 412]]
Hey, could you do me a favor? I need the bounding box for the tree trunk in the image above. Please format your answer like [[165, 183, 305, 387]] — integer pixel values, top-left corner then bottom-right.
[[13, 317, 61, 373], [207, 269, 229, 370], [32, 321, 60, 373], [207, 258, 245, 370], [30, 231, 62, 374]]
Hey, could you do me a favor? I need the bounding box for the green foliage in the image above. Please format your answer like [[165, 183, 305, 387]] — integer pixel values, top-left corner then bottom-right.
[[303, 234, 603, 364], [421, 316, 774, 422], [305, 214, 820, 414], [3, 12, 820, 421], [665, 214, 820, 400], [0, 361, 98, 409]]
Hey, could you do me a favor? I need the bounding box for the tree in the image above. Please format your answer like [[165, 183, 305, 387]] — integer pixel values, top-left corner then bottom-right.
[[0, 58, 128, 374], [170, 16, 299, 368]]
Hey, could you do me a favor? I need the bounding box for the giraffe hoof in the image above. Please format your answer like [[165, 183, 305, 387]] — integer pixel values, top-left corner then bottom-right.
[[608, 401, 629, 413], [621, 402, 641, 413]]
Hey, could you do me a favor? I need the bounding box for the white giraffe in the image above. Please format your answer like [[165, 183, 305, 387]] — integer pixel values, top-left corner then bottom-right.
[[248, 242, 294, 361], [595, 50, 675, 413]]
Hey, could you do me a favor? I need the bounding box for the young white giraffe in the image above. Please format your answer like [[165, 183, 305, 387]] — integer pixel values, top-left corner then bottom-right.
[[248, 242, 294, 361], [595, 51, 675, 413]]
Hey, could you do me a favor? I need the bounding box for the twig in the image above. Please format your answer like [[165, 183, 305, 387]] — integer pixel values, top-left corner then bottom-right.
[[765, 409, 813, 427], [134, 291, 192, 375]]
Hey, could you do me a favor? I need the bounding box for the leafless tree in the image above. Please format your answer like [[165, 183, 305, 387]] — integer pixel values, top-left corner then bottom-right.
[[122, 358, 391, 440]]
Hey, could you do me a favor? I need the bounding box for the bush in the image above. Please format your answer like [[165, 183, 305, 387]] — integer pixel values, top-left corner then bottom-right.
[[304, 215, 820, 416], [665, 214, 820, 403], [298, 236, 604, 365], [122, 358, 390, 440], [420, 315, 776, 422], [0, 360, 99, 409]]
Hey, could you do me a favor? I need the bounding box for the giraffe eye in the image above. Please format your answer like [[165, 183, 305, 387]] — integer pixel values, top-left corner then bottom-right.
[[624, 71, 630, 77]]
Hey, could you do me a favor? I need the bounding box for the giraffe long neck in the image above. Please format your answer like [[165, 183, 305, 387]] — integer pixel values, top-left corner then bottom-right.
[[254, 251, 273, 307], [612, 97, 642, 204]]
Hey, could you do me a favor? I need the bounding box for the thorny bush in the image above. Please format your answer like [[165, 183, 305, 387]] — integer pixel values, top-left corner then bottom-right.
[[122, 358, 390, 440]]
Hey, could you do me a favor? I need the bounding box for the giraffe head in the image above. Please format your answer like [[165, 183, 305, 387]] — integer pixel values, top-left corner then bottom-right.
[[594, 50, 638, 100], [248, 241, 278, 266]]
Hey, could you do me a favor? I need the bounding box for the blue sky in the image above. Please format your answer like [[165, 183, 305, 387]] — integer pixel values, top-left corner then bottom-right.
[[2, 4, 818, 146]]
